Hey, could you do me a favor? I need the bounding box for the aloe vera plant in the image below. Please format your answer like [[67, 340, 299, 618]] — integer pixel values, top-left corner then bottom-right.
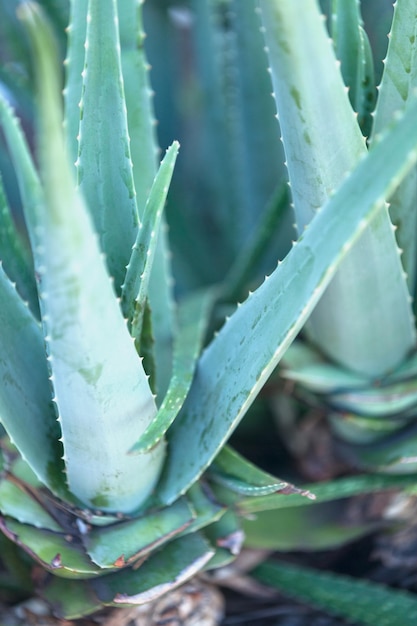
[[271, 0, 417, 476], [1, 0, 417, 622]]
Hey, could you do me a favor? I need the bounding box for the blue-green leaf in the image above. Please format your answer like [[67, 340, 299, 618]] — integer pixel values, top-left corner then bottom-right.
[[156, 97, 417, 505], [19, 2, 164, 514], [253, 560, 417, 626], [77, 0, 139, 294]]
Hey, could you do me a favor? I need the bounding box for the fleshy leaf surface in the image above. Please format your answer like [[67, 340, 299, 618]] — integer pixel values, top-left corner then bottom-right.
[[259, 0, 415, 377], [19, 2, 164, 513], [253, 560, 417, 626], [156, 99, 417, 505]]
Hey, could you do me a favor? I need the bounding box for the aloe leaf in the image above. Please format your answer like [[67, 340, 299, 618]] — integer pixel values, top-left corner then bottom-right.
[[0, 476, 62, 532], [183, 483, 225, 534], [253, 560, 417, 626], [118, 0, 175, 398], [117, 0, 159, 214], [84, 498, 194, 569], [331, 0, 376, 136], [259, 0, 415, 377], [281, 343, 369, 393], [243, 505, 378, 551], [222, 183, 291, 302], [330, 412, 410, 444], [121, 141, 179, 342], [339, 422, 417, 472], [209, 445, 313, 498], [156, 98, 417, 506], [130, 289, 215, 453], [44, 532, 215, 619], [42, 578, 102, 621], [76, 0, 139, 294], [203, 509, 245, 569], [0, 517, 103, 579], [0, 174, 38, 318], [63, 0, 88, 167], [331, 380, 417, 416], [19, 3, 164, 514], [238, 473, 417, 515], [230, 0, 288, 238], [0, 264, 65, 495], [0, 96, 46, 319], [92, 532, 215, 607], [372, 0, 417, 294]]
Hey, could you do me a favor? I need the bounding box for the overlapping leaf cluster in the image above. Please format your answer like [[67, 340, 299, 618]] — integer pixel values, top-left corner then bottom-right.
[[1, 0, 417, 622]]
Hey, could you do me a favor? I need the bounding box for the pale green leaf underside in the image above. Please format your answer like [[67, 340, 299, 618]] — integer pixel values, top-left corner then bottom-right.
[[156, 97, 417, 506], [260, 0, 415, 377], [253, 560, 417, 626], [20, 3, 164, 514]]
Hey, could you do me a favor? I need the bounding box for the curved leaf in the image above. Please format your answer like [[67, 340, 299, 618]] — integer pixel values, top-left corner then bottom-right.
[[19, 2, 164, 514], [156, 98, 417, 506]]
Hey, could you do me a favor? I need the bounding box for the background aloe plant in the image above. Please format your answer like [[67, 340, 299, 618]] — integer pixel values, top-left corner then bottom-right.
[[1, 0, 417, 624]]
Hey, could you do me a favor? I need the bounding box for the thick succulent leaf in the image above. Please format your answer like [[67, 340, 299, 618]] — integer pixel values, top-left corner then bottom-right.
[[203, 509, 245, 570], [385, 350, 417, 383], [121, 141, 179, 343], [330, 412, 411, 444], [98, 533, 214, 607], [372, 0, 417, 293], [117, 0, 159, 214], [338, 422, 417, 472], [182, 482, 225, 534], [243, 504, 379, 551], [44, 532, 215, 619], [259, 0, 415, 377], [41, 578, 103, 622], [76, 0, 139, 294], [209, 445, 313, 498], [84, 498, 194, 569], [281, 342, 368, 392], [0, 97, 44, 321], [253, 560, 417, 626], [131, 288, 216, 453], [331, 0, 376, 136], [118, 0, 175, 398], [20, 3, 164, 513], [0, 517, 103, 579], [330, 379, 417, 417], [63, 0, 88, 167], [224, 0, 288, 248], [237, 473, 417, 515], [156, 99, 417, 506], [0, 475, 61, 532], [0, 264, 65, 496], [222, 183, 291, 302], [0, 174, 38, 318]]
